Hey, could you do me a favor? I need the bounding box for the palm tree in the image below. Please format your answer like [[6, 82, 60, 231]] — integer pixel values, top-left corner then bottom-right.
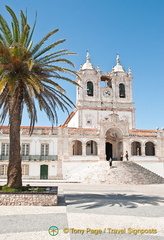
[[0, 6, 77, 188]]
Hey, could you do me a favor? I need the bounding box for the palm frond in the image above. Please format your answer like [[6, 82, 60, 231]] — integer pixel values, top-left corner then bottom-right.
[[0, 76, 9, 94], [0, 6, 77, 134], [0, 15, 13, 45], [20, 10, 27, 33], [31, 29, 59, 56], [6, 6, 20, 42], [26, 12, 37, 48], [23, 88, 37, 134], [20, 24, 30, 47], [39, 58, 75, 68], [36, 49, 68, 62], [33, 39, 66, 59], [0, 32, 8, 46]]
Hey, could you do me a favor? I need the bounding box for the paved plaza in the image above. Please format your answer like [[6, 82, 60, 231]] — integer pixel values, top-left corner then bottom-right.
[[0, 181, 164, 240]]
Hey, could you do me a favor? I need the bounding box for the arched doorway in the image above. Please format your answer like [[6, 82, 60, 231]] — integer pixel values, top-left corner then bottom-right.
[[86, 140, 98, 155], [131, 141, 141, 156], [105, 128, 123, 160], [106, 142, 112, 160], [145, 142, 155, 156], [71, 140, 82, 155]]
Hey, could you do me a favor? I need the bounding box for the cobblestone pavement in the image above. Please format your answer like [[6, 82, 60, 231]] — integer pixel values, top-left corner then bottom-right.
[[0, 181, 164, 240]]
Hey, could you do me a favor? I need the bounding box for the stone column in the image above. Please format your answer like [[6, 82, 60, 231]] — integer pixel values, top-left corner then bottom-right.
[[123, 137, 130, 160], [142, 142, 145, 156], [82, 142, 86, 156], [99, 137, 106, 161]]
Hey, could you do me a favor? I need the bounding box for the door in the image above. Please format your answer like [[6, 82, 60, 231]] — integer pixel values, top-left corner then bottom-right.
[[106, 142, 113, 160], [40, 165, 48, 179]]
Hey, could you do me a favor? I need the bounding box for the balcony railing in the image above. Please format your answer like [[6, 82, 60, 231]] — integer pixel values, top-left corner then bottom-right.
[[0, 155, 58, 161]]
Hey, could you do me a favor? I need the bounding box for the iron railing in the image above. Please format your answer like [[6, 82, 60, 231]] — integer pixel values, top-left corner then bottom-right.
[[0, 155, 58, 161]]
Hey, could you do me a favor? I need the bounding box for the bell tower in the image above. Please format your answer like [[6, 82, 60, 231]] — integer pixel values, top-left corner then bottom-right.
[[76, 51, 100, 107], [67, 53, 135, 129]]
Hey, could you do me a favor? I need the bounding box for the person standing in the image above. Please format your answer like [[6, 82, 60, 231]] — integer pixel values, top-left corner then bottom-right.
[[125, 151, 129, 161], [109, 158, 113, 168]]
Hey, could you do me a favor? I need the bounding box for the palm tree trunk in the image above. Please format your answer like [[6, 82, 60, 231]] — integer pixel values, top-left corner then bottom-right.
[[7, 90, 23, 188]]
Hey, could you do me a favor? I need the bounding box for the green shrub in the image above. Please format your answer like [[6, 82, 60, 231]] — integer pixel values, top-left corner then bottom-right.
[[1, 185, 21, 192], [0, 185, 46, 192]]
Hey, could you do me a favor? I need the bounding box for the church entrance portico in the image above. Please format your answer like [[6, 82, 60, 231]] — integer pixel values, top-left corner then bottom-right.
[[105, 128, 123, 160], [106, 142, 113, 160]]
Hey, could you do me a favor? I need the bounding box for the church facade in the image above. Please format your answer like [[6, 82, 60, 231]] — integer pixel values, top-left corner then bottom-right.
[[0, 53, 164, 180]]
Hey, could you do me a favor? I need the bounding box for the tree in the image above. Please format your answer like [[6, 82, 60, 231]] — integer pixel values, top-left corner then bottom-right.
[[0, 6, 77, 188]]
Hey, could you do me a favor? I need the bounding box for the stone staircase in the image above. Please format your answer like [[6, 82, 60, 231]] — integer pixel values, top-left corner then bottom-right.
[[68, 161, 164, 184]]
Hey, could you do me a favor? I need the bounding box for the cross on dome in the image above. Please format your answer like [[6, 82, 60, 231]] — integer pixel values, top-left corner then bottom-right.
[[86, 51, 90, 62], [116, 54, 120, 65]]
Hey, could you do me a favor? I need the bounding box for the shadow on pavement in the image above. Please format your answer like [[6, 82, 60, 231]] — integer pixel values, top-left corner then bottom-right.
[[65, 193, 164, 209]]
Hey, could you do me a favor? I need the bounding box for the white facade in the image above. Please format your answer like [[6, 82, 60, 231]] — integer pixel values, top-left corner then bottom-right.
[[0, 53, 164, 179]]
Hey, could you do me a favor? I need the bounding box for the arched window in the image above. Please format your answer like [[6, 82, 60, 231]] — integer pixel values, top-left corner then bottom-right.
[[87, 81, 94, 96], [86, 140, 97, 155], [145, 142, 155, 156], [72, 140, 82, 155], [119, 83, 126, 98], [131, 141, 141, 156]]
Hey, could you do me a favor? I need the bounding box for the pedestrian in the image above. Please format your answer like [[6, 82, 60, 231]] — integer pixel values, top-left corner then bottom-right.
[[125, 151, 129, 161], [109, 158, 112, 168], [120, 154, 123, 161]]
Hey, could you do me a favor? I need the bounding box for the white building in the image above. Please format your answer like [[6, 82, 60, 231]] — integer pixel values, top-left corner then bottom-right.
[[0, 53, 164, 180]]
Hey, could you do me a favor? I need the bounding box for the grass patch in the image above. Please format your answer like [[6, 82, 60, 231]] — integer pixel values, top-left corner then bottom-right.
[[0, 185, 46, 192]]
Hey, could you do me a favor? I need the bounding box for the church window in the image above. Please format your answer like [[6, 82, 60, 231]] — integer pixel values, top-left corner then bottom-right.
[[86, 120, 92, 126], [119, 83, 126, 98], [86, 140, 97, 155], [145, 142, 155, 156], [87, 81, 94, 96], [131, 141, 141, 156], [72, 140, 82, 155]]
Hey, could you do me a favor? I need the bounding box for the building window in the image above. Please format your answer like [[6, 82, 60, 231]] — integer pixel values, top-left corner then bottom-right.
[[86, 120, 92, 126], [1, 143, 9, 156], [86, 140, 97, 155], [119, 83, 126, 98], [145, 142, 155, 156], [87, 81, 94, 96], [41, 144, 49, 156], [72, 140, 82, 155], [0, 165, 8, 175], [131, 141, 141, 156], [22, 144, 30, 156], [22, 165, 29, 175]]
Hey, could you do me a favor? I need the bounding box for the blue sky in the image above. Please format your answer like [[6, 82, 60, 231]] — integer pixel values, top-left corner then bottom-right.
[[0, 0, 164, 130]]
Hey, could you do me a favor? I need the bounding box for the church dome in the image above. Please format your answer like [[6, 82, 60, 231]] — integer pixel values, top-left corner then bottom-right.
[[81, 51, 94, 70], [113, 54, 125, 72]]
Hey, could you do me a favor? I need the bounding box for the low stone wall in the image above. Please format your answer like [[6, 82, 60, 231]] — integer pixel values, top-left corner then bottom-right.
[[0, 187, 58, 206]]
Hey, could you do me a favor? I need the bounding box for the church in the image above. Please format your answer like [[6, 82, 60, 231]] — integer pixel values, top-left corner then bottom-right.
[[0, 53, 163, 180]]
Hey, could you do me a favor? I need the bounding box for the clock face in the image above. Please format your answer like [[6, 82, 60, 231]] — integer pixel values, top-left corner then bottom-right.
[[103, 90, 111, 97]]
